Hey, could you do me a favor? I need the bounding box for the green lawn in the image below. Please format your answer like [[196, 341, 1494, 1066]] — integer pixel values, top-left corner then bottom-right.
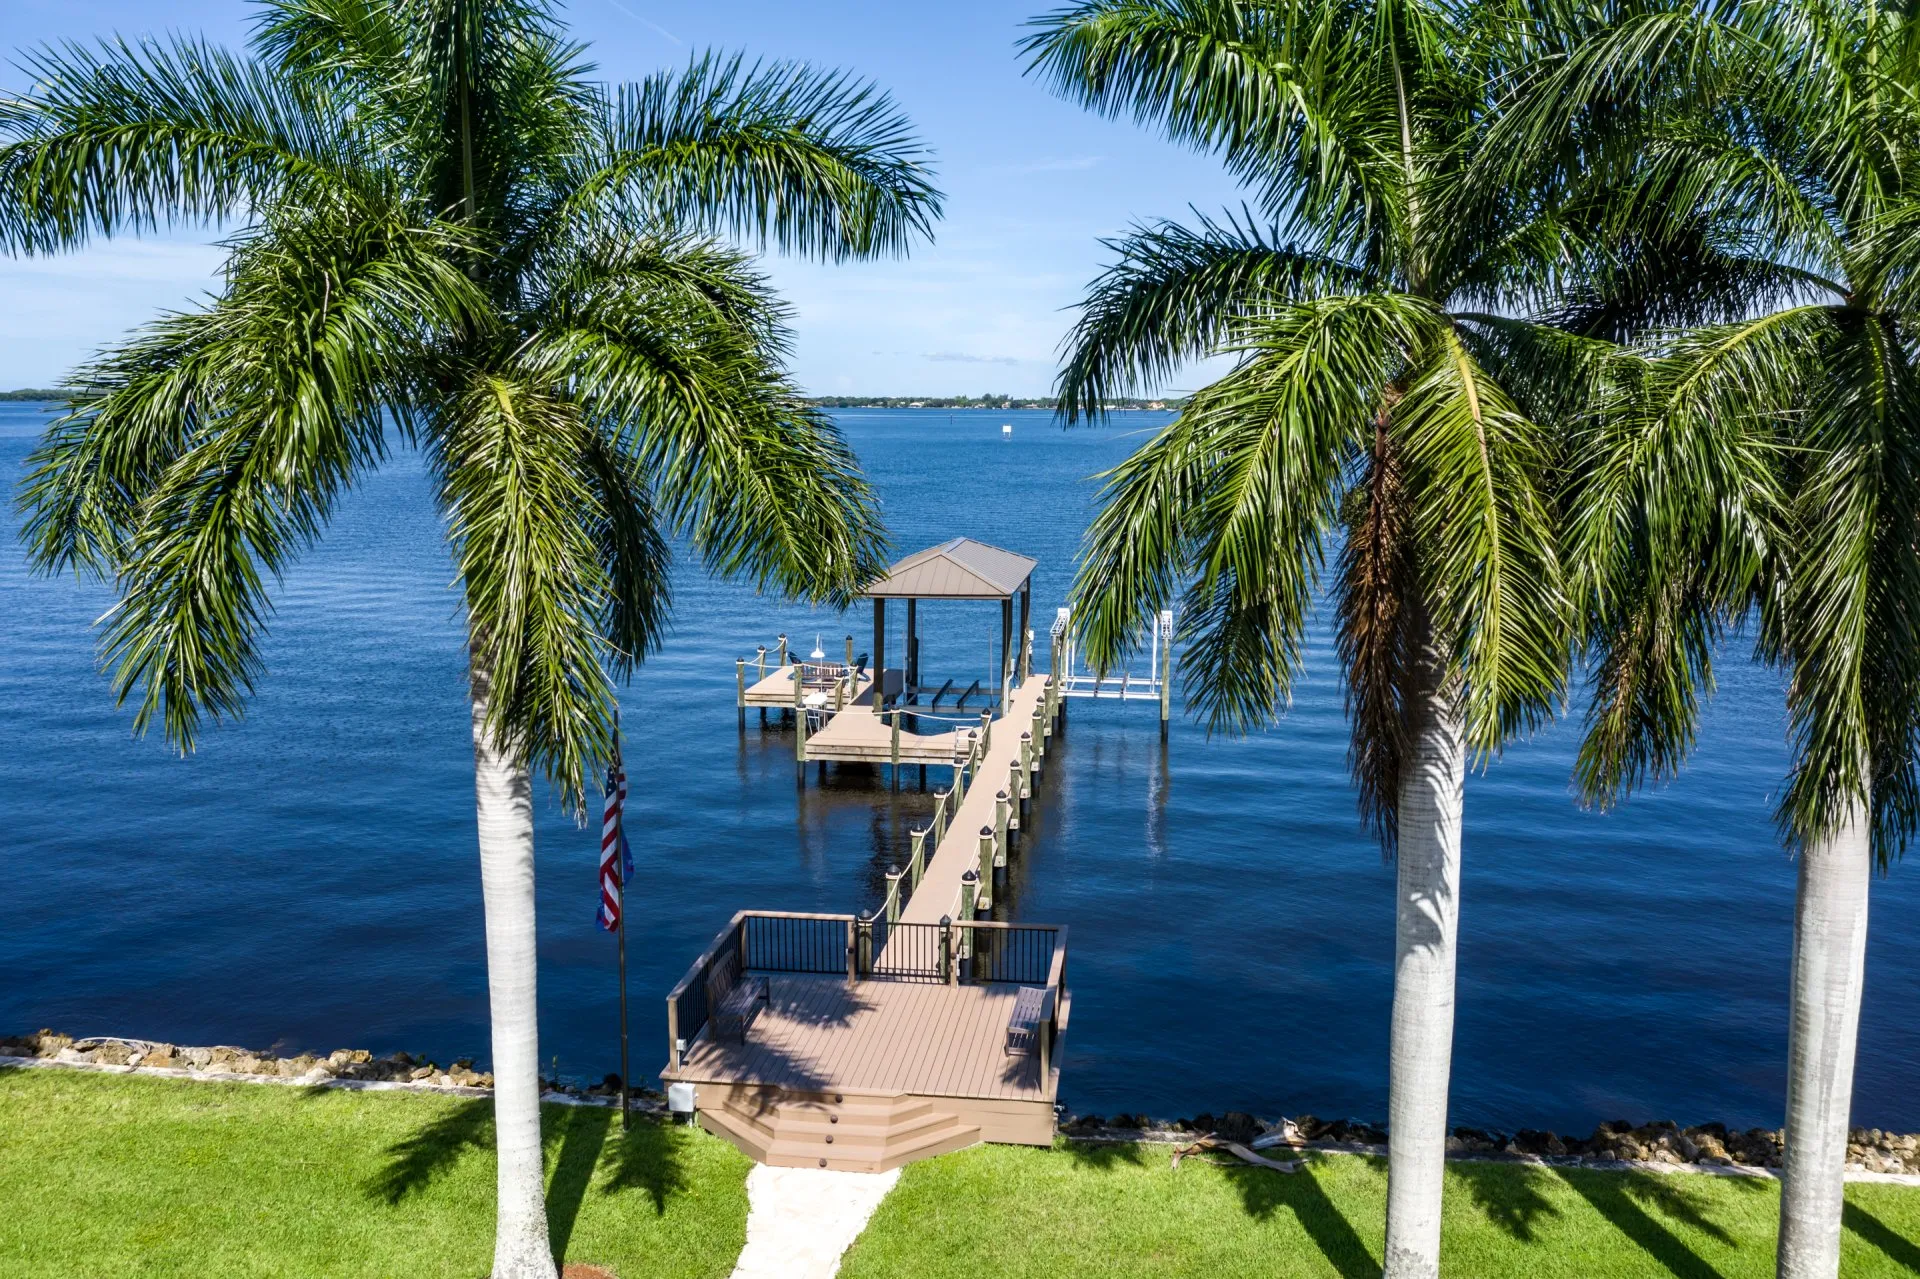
[[0, 1066, 751, 1278], [5, 1067, 1919, 1279], [841, 1140, 1920, 1279]]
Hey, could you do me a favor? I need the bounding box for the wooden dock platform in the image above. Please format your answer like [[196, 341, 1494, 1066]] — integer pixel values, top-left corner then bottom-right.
[[663, 912, 1068, 1171]]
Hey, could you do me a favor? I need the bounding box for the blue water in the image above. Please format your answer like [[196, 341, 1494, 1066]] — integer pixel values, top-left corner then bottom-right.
[[3, 403, 1916, 1134]]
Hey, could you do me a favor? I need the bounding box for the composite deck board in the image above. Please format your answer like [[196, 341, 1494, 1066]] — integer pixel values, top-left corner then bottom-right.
[[804, 705, 967, 763], [742, 665, 875, 708], [667, 972, 1044, 1103]]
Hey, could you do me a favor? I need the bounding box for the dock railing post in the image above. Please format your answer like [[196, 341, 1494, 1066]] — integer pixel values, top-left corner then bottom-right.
[[757, 644, 767, 683], [980, 710, 993, 753], [855, 911, 874, 978], [960, 870, 978, 932], [885, 865, 904, 924], [1020, 732, 1034, 806], [910, 827, 928, 890], [845, 917, 857, 983], [978, 825, 995, 902], [938, 915, 953, 983], [1021, 626, 1032, 683], [736, 658, 746, 722], [845, 634, 854, 669], [995, 791, 1010, 861], [777, 633, 788, 669]]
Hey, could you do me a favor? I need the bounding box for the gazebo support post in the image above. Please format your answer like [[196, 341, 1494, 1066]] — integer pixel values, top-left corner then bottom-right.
[[1017, 586, 1031, 684], [906, 598, 918, 702], [872, 597, 888, 711]]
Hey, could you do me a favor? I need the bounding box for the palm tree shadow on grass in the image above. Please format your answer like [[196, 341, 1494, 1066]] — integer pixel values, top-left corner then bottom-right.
[[366, 1097, 494, 1205], [1844, 1201, 1920, 1274], [1457, 1162, 1563, 1243], [1555, 1167, 1765, 1279], [1065, 1143, 1378, 1279], [1232, 1156, 1382, 1279], [600, 1114, 692, 1215], [545, 1103, 613, 1261]]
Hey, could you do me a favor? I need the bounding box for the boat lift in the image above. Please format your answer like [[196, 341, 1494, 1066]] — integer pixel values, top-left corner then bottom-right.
[[1048, 606, 1176, 740]]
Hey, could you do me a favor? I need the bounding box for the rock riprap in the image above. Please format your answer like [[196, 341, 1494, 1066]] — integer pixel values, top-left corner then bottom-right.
[[1060, 1110, 1919, 1176]]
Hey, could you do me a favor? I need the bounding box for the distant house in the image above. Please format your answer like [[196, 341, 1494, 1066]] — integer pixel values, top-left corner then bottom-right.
[[1147, 400, 1166, 410], [909, 401, 925, 408]]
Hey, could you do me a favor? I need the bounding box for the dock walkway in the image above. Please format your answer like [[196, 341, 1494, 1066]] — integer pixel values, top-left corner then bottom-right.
[[897, 676, 1053, 926]]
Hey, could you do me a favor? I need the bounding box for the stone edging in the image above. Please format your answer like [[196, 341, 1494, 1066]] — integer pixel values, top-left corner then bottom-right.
[[0, 1053, 666, 1113], [1060, 1129, 1920, 1187]]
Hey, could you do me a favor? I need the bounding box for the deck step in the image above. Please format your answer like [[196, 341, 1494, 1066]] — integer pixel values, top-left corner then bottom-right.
[[701, 1088, 981, 1171]]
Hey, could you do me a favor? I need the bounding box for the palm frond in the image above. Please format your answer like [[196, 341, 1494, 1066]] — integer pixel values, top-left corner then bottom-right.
[[1395, 321, 1567, 755], [1019, 0, 1401, 251], [1054, 209, 1370, 422], [582, 53, 940, 261], [433, 372, 613, 805], [0, 36, 368, 252]]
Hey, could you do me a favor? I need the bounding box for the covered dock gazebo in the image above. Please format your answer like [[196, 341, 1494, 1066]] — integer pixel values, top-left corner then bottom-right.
[[864, 538, 1038, 711]]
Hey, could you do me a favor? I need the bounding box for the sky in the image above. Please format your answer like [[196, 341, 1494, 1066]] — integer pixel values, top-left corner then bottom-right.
[[0, 0, 1249, 396]]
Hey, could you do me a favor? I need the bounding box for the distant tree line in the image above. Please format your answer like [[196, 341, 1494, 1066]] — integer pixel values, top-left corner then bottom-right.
[[0, 388, 67, 401], [803, 394, 1182, 410]]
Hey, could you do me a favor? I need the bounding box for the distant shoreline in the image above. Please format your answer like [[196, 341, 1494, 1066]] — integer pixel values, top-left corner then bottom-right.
[[4, 391, 1183, 410]]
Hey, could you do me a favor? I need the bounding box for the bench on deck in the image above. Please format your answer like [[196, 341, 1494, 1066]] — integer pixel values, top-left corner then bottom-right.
[[1004, 985, 1048, 1056], [706, 960, 768, 1043]]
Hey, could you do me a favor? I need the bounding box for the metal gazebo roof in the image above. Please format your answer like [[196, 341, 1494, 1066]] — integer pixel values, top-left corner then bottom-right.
[[862, 538, 1037, 601]]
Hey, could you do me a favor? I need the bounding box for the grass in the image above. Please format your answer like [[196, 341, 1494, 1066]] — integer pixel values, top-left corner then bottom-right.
[[840, 1140, 1920, 1279], [0, 1065, 751, 1278], [5, 1067, 1919, 1279]]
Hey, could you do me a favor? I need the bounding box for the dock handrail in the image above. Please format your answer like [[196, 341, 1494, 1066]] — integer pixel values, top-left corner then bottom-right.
[[666, 909, 857, 1070]]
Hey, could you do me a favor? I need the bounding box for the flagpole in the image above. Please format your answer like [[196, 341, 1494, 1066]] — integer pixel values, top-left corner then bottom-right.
[[614, 707, 631, 1131]]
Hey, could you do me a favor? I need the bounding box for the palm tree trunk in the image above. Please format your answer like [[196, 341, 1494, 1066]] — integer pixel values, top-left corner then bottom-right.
[[1777, 789, 1872, 1279], [1383, 650, 1466, 1279], [470, 648, 559, 1279]]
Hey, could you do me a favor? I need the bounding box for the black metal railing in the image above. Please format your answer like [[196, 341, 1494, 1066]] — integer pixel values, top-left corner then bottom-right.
[[959, 923, 1060, 985], [741, 912, 849, 976], [869, 919, 949, 982]]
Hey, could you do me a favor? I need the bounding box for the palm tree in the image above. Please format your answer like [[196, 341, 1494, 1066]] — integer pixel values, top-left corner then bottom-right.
[[1021, 2, 1575, 1274], [2, 2, 936, 1274], [1514, 5, 1920, 1275]]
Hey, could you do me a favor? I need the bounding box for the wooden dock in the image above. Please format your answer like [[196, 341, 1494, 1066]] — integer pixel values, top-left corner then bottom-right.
[[679, 539, 1083, 1173]]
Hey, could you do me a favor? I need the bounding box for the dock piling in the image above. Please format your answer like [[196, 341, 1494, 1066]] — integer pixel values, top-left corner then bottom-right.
[[1020, 732, 1033, 808], [910, 829, 927, 890], [845, 634, 855, 668], [938, 915, 953, 983], [995, 791, 1010, 861], [793, 659, 807, 782], [890, 710, 901, 788], [978, 825, 995, 904], [736, 658, 746, 724], [777, 633, 788, 668], [886, 865, 904, 924], [855, 911, 874, 977]]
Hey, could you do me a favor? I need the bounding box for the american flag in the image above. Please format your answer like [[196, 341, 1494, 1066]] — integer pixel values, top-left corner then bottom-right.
[[597, 757, 628, 933]]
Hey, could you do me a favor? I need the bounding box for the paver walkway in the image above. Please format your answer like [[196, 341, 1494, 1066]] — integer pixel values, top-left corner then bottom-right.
[[727, 1163, 899, 1279]]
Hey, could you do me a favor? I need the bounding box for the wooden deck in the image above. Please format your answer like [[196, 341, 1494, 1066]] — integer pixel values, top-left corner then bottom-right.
[[802, 704, 969, 765], [668, 973, 1051, 1102], [663, 912, 1069, 1170], [740, 662, 874, 709]]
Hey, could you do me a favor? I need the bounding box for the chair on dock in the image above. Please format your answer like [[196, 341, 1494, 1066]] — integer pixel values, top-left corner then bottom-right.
[[1004, 985, 1048, 1056], [706, 958, 768, 1043]]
